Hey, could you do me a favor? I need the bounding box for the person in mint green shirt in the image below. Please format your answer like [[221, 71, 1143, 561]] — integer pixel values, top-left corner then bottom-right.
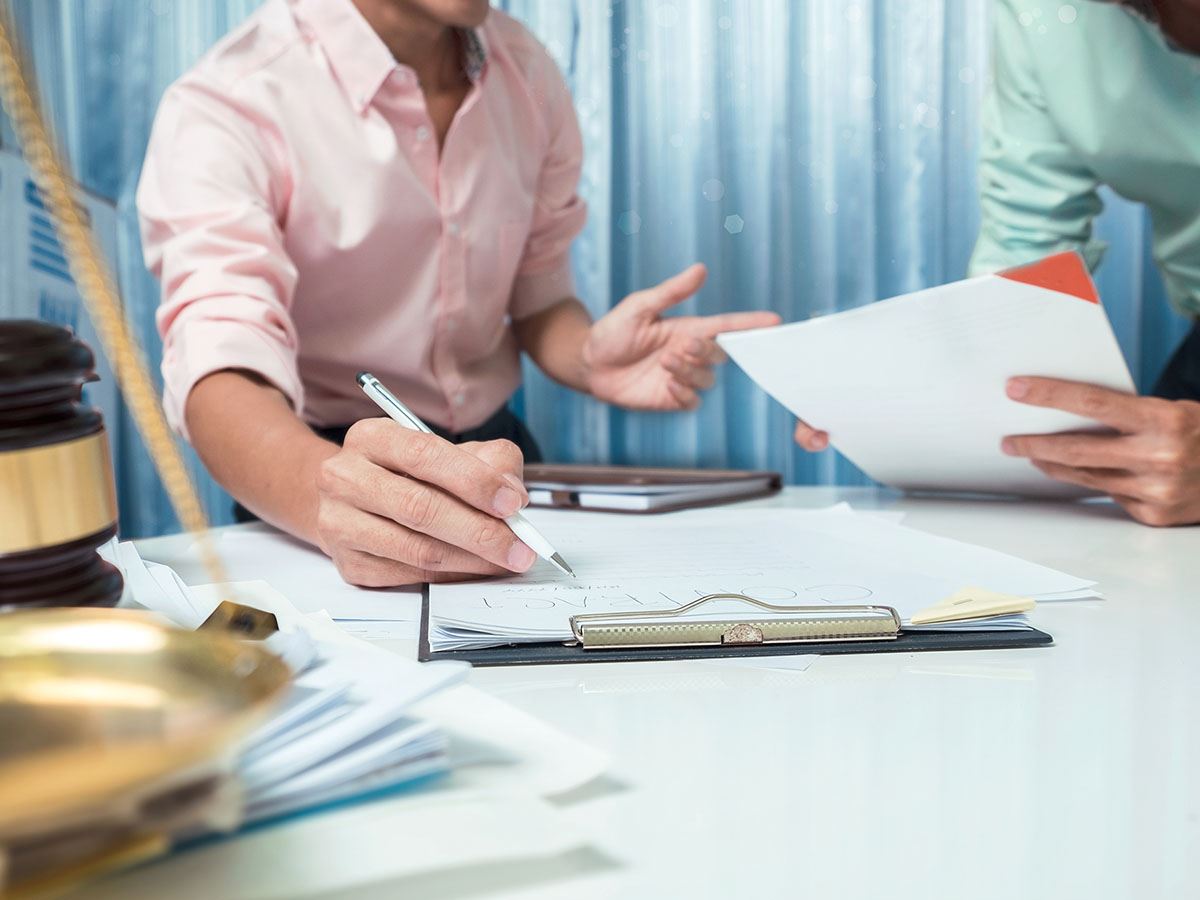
[[792, 0, 1200, 525], [972, 0, 1200, 526]]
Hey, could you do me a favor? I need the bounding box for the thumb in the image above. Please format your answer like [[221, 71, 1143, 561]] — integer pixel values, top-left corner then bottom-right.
[[635, 263, 708, 316]]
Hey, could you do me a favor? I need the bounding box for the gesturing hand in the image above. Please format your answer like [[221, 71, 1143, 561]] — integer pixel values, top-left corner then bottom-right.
[[1001, 376, 1200, 526], [315, 419, 539, 586], [583, 263, 780, 411]]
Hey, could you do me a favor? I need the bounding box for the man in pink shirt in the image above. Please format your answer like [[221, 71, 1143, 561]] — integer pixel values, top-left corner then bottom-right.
[[138, 0, 777, 586]]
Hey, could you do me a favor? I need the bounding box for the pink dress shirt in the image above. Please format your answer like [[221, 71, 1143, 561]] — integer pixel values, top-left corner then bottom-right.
[[138, 0, 586, 437]]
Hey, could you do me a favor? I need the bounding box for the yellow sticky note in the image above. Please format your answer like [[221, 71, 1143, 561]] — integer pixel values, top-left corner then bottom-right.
[[910, 586, 1036, 625]]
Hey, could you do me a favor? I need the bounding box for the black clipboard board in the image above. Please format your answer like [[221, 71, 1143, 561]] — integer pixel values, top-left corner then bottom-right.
[[416, 590, 1053, 667]]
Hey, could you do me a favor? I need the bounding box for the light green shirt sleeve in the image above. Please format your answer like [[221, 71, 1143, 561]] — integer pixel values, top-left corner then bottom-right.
[[968, 0, 1108, 277]]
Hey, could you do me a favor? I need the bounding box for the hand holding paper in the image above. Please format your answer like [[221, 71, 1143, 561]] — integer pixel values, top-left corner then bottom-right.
[[1002, 376, 1200, 526], [720, 252, 1137, 498]]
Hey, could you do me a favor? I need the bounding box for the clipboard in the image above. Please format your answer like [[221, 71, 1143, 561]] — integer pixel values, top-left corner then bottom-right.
[[417, 591, 1053, 667]]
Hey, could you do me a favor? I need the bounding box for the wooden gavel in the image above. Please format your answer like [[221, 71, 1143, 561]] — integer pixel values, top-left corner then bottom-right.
[[0, 320, 122, 610]]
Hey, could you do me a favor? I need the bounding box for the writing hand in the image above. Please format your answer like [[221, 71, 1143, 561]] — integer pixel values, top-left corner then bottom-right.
[[315, 420, 537, 585]]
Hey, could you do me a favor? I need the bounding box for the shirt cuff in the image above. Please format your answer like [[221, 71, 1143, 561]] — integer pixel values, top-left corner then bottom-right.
[[509, 259, 577, 320], [162, 318, 304, 440]]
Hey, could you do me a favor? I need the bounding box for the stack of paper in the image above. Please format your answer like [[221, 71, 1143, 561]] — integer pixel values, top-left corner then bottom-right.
[[427, 505, 1098, 652], [93, 542, 613, 895], [112, 542, 610, 828], [112, 544, 466, 827], [223, 602, 455, 824]]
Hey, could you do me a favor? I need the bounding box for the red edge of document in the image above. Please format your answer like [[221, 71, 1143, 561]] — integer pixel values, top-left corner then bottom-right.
[[997, 251, 1100, 304]]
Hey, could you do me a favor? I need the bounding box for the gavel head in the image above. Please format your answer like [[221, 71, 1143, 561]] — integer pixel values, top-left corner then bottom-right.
[[0, 320, 122, 611]]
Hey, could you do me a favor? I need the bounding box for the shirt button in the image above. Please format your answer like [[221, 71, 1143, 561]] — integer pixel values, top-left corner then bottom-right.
[[447, 222, 460, 236], [453, 392, 467, 407], [415, 125, 431, 142]]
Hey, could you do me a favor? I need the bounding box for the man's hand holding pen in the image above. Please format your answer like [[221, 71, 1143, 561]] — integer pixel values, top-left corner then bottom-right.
[[316, 421, 536, 586]]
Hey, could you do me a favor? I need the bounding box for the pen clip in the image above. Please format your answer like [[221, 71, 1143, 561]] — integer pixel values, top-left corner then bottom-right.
[[357, 371, 434, 434]]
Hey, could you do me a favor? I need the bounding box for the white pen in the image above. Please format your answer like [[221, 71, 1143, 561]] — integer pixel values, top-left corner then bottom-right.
[[356, 372, 575, 578]]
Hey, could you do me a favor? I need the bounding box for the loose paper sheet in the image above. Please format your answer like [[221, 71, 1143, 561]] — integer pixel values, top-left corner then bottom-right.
[[718, 272, 1135, 496], [188, 529, 423, 621]]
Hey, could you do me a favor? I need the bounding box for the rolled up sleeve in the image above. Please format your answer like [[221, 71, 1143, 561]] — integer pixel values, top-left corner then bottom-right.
[[137, 81, 301, 438], [969, 0, 1106, 277], [508, 51, 588, 320]]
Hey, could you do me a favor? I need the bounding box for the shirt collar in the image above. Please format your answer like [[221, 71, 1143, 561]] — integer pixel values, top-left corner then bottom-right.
[[293, 0, 489, 114]]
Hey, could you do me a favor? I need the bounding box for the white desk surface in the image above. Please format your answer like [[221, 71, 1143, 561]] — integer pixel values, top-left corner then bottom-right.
[[125, 487, 1200, 900]]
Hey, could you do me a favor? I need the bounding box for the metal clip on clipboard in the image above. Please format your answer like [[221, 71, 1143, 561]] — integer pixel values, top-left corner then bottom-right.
[[569, 593, 902, 650]]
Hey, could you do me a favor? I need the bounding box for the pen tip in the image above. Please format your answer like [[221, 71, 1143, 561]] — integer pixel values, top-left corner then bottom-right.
[[356, 372, 371, 386], [551, 553, 575, 578]]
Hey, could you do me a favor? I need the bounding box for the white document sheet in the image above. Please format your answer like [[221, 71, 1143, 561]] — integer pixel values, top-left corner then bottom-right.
[[112, 540, 200, 626], [718, 257, 1135, 496], [428, 507, 1096, 650], [181, 529, 423, 622]]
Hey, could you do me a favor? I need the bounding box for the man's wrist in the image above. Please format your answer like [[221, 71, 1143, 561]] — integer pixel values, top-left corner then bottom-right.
[[518, 297, 596, 394]]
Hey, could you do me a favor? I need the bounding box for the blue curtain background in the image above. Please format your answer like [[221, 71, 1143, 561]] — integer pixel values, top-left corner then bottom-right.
[[1, 0, 1190, 538]]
